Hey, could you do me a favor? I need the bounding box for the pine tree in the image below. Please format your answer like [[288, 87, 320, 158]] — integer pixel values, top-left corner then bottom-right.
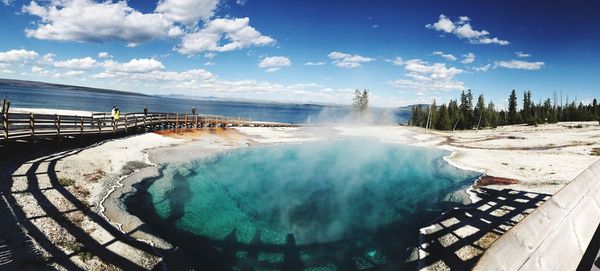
[[522, 90, 532, 124], [474, 94, 487, 128], [487, 101, 498, 128], [448, 99, 460, 130], [459, 90, 474, 129], [436, 104, 452, 130], [508, 89, 519, 124], [428, 100, 437, 129]]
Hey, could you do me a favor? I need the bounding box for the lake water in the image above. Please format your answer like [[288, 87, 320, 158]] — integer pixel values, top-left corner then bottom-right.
[[126, 138, 479, 270], [0, 81, 410, 124]]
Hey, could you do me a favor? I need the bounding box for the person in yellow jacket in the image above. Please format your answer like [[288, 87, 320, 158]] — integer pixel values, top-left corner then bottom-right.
[[113, 107, 120, 123]]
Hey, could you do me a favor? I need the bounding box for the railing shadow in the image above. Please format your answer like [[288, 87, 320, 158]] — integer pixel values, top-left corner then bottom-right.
[[407, 187, 550, 270], [0, 136, 164, 270]]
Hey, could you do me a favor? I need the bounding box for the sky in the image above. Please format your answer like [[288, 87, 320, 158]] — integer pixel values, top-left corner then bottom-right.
[[0, 0, 599, 107]]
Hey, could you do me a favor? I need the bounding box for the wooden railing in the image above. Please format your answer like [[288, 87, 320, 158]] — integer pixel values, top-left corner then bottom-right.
[[1, 111, 298, 145]]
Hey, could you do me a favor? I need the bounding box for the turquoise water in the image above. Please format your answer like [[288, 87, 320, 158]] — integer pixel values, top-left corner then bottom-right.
[[127, 138, 479, 270]]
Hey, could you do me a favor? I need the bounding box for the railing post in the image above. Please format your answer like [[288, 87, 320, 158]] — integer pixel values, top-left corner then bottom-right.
[[2, 110, 8, 144], [184, 114, 188, 130], [112, 117, 116, 134], [165, 114, 169, 129], [175, 114, 179, 130], [124, 113, 128, 133], [134, 114, 138, 130], [80, 116, 84, 137], [55, 114, 61, 141], [195, 114, 199, 129], [30, 113, 35, 138]]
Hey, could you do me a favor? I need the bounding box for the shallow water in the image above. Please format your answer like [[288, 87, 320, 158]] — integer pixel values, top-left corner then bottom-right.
[[126, 138, 479, 270]]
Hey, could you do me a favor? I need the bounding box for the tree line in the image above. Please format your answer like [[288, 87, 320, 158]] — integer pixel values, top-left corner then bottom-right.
[[411, 89, 600, 130]]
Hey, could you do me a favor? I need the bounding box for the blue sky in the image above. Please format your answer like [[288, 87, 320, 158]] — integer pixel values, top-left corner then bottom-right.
[[0, 0, 598, 107]]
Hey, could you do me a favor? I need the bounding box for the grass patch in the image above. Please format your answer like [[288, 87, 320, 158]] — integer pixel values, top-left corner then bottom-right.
[[57, 177, 75, 186], [58, 241, 93, 262], [83, 169, 105, 182]]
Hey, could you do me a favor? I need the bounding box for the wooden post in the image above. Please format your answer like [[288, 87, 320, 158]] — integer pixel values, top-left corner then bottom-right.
[[124, 113, 128, 133], [55, 115, 61, 140], [195, 114, 199, 129], [30, 113, 35, 138], [184, 114, 188, 130], [80, 116, 84, 137], [112, 118, 116, 134], [97, 119, 102, 134], [175, 114, 179, 130], [2, 110, 8, 144], [134, 114, 138, 130], [142, 114, 146, 131]]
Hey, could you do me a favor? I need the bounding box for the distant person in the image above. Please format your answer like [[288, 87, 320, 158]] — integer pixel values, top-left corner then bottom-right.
[[114, 107, 120, 122], [111, 105, 116, 120], [144, 105, 148, 116], [192, 106, 197, 115]]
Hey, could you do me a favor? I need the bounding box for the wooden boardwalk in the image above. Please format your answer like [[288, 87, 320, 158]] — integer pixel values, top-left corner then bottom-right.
[[1, 110, 298, 145]]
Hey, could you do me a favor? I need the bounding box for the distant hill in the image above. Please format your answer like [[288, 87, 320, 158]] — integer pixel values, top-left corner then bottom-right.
[[0, 78, 150, 97]]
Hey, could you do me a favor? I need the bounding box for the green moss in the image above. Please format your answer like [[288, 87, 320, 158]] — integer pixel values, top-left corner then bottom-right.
[[57, 177, 75, 186]]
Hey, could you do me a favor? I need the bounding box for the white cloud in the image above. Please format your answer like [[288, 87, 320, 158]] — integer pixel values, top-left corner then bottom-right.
[[473, 64, 491, 72], [155, 0, 219, 26], [460, 52, 476, 64], [515, 52, 530, 58], [236, 0, 247, 6], [0, 49, 38, 62], [53, 70, 85, 78], [102, 58, 165, 73], [426, 14, 509, 45], [176, 17, 275, 55], [495, 60, 544, 70], [54, 57, 97, 70], [258, 56, 291, 72], [31, 66, 49, 75], [98, 52, 113, 59], [432, 51, 457, 61], [204, 52, 216, 59], [23, 0, 183, 43], [389, 58, 465, 92], [304, 61, 325, 66], [2, 0, 12, 6], [204, 61, 215, 66], [390, 57, 405, 66], [327, 51, 374, 68]]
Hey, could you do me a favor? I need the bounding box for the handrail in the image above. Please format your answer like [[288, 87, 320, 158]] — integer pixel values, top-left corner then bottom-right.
[[1, 110, 297, 145]]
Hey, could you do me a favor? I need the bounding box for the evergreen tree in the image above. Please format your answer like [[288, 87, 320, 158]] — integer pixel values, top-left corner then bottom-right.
[[428, 100, 437, 129], [459, 90, 474, 129], [593, 99, 599, 119], [448, 99, 460, 130], [436, 104, 452, 130], [522, 90, 532, 124], [508, 89, 519, 124], [487, 102, 498, 128], [474, 94, 487, 128]]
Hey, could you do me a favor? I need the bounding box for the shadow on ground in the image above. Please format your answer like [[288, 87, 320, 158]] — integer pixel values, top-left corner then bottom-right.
[[0, 136, 167, 270], [407, 187, 550, 270]]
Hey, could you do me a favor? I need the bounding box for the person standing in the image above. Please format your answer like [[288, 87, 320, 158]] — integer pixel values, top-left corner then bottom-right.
[[144, 105, 148, 116], [114, 107, 120, 122]]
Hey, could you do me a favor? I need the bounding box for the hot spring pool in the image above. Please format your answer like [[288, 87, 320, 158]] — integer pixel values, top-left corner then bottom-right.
[[126, 137, 479, 270]]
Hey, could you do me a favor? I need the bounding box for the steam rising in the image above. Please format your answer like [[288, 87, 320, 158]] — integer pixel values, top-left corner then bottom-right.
[[147, 138, 478, 245]]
